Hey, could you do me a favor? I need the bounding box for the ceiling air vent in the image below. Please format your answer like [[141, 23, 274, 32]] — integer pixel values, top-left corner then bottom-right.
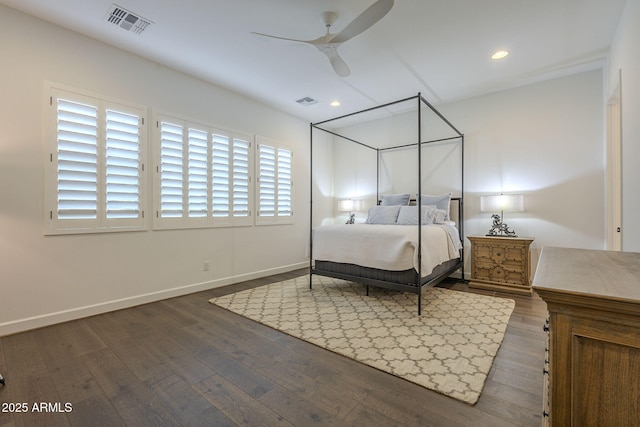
[[296, 96, 318, 107], [106, 4, 153, 35]]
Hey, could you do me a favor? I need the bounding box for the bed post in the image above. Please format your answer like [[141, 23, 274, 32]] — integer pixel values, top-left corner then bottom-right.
[[376, 149, 380, 204], [309, 122, 314, 290], [417, 93, 423, 315], [460, 134, 465, 282]]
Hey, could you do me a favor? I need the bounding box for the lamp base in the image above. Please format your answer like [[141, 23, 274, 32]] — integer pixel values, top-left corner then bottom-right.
[[345, 213, 355, 224], [486, 214, 517, 237]]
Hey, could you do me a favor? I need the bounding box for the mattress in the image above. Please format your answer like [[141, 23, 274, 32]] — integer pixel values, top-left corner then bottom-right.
[[312, 223, 462, 278]]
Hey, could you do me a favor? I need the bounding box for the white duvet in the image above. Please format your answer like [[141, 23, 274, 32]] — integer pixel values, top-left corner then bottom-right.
[[312, 224, 462, 278]]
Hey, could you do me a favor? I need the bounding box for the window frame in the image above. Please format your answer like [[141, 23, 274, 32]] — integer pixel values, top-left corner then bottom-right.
[[152, 112, 254, 230], [43, 82, 148, 235]]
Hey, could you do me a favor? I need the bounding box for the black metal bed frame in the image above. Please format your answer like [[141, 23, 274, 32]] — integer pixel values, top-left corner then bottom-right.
[[308, 93, 465, 315]]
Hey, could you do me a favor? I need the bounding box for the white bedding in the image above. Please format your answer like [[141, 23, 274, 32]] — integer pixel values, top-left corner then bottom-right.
[[312, 224, 462, 278]]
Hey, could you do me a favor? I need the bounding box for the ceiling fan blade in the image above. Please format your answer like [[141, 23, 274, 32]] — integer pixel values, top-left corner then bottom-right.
[[328, 51, 351, 77], [251, 32, 314, 44], [330, 0, 394, 44]]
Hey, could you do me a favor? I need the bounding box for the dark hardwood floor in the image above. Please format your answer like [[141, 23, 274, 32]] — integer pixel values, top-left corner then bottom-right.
[[0, 269, 548, 426]]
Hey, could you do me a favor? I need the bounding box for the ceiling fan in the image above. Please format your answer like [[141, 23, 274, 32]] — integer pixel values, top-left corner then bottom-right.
[[252, 0, 394, 77]]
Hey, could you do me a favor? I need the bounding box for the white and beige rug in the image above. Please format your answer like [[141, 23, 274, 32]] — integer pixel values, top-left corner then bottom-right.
[[209, 274, 515, 404]]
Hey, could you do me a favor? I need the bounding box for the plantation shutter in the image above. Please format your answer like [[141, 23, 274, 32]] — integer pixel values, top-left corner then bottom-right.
[[159, 121, 184, 218], [277, 148, 292, 217], [152, 115, 254, 229], [211, 133, 230, 218], [105, 109, 141, 219], [46, 84, 147, 234], [258, 144, 276, 217], [257, 140, 293, 224], [232, 138, 250, 218], [188, 128, 209, 218], [56, 98, 99, 220]]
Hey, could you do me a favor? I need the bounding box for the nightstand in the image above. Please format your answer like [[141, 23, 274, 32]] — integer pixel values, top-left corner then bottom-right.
[[467, 235, 534, 296]]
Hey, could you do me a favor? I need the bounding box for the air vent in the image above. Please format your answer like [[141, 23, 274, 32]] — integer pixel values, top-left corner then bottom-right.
[[106, 4, 153, 35], [296, 96, 318, 107]]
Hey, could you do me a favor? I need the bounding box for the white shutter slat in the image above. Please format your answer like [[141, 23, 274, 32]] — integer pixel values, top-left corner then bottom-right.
[[56, 98, 98, 220], [211, 133, 230, 218], [258, 144, 276, 217], [160, 121, 184, 218], [277, 148, 292, 216], [188, 128, 208, 218], [233, 138, 250, 217], [106, 109, 141, 219]]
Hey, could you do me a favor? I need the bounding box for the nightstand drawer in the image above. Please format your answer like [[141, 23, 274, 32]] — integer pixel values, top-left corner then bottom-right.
[[468, 235, 534, 296], [474, 260, 526, 284], [475, 243, 525, 263]]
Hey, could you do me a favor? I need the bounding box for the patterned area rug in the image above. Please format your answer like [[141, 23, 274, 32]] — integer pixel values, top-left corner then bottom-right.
[[209, 274, 515, 404]]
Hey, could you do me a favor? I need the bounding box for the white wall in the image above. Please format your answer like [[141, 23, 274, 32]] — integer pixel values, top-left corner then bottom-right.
[[330, 70, 606, 274], [609, 0, 640, 252], [0, 6, 316, 336], [445, 70, 605, 272]]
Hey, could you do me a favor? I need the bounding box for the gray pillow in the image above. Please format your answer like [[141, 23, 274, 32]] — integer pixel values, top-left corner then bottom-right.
[[380, 193, 411, 206], [366, 205, 401, 224], [397, 205, 429, 225], [418, 193, 452, 220]]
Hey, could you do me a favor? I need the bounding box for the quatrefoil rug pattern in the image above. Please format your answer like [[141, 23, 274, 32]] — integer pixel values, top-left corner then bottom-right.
[[209, 274, 515, 404]]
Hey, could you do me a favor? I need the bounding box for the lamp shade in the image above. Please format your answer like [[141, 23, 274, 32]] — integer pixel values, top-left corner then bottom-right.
[[480, 194, 524, 213], [338, 199, 361, 212]]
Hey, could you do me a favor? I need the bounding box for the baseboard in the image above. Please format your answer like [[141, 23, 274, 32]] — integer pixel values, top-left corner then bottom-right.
[[0, 262, 308, 337]]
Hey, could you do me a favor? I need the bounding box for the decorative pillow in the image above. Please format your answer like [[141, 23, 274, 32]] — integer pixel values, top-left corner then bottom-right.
[[366, 205, 401, 224], [418, 193, 452, 220], [397, 205, 431, 225], [423, 205, 438, 224], [380, 193, 411, 206], [432, 208, 448, 224]]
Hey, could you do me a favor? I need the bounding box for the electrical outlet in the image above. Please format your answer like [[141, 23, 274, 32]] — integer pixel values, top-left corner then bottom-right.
[[203, 260, 210, 271]]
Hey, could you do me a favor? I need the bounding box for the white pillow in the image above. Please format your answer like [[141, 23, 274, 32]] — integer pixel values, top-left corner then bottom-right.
[[366, 205, 401, 224], [432, 208, 447, 224], [423, 205, 438, 224], [418, 193, 452, 220]]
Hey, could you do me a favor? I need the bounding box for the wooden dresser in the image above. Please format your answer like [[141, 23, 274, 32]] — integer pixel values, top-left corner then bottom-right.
[[533, 247, 640, 427], [467, 235, 534, 296]]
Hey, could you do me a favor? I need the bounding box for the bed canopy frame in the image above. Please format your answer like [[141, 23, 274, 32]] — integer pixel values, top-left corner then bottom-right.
[[309, 93, 465, 314]]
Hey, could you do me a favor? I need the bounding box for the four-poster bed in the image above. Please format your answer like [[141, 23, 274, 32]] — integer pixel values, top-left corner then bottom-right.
[[309, 94, 465, 315]]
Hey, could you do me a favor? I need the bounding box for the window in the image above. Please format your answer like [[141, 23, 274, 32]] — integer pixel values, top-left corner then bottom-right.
[[44, 85, 147, 234], [153, 114, 253, 229], [256, 137, 293, 225]]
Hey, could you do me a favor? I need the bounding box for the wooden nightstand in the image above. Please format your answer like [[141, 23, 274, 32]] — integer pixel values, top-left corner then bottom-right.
[[467, 235, 534, 296]]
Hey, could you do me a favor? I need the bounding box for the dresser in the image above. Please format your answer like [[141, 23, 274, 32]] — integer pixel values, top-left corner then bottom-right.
[[467, 235, 534, 296], [533, 247, 640, 427]]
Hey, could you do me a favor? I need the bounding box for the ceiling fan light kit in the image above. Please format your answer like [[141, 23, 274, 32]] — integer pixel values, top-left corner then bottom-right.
[[252, 0, 394, 77]]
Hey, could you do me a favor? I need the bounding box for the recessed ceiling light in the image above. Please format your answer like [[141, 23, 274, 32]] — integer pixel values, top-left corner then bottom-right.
[[330, 100, 341, 107], [491, 50, 509, 60]]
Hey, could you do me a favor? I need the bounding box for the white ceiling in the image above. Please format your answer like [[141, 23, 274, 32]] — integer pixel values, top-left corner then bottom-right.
[[0, 0, 627, 123]]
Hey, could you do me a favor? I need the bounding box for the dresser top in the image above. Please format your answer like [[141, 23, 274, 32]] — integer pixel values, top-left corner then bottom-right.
[[533, 246, 640, 304]]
